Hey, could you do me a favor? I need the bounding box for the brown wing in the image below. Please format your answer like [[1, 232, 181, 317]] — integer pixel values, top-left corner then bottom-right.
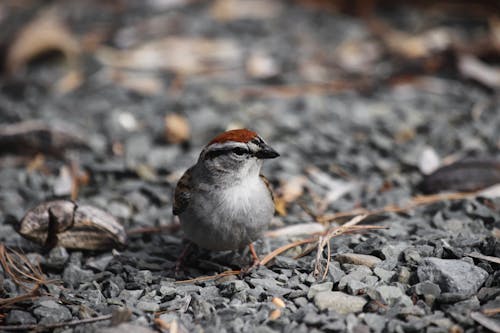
[[259, 174, 274, 202], [173, 167, 193, 216]]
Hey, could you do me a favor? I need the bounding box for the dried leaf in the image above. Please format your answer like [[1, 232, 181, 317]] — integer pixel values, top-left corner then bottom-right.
[[420, 158, 500, 193], [265, 223, 325, 238], [97, 37, 241, 76], [466, 252, 500, 265], [165, 113, 190, 144], [268, 309, 281, 320], [470, 312, 500, 332], [106, 69, 165, 96], [307, 167, 357, 204], [272, 297, 285, 308], [0, 121, 89, 157], [18, 200, 127, 250], [478, 184, 500, 199], [211, 0, 282, 22], [458, 55, 500, 89], [6, 9, 80, 74], [54, 69, 83, 94], [279, 176, 307, 203], [384, 28, 453, 59]]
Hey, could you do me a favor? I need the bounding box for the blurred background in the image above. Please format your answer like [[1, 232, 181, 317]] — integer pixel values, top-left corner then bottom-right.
[[0, 0, 499, 226]]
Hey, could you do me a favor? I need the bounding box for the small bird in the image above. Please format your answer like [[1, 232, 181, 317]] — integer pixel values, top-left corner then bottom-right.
[[173, 129, 279, 268]]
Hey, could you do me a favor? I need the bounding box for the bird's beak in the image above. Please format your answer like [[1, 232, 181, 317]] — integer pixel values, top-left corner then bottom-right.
[[255, 144, 280, 159]]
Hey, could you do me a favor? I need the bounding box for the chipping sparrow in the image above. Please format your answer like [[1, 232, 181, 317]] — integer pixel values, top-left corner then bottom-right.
[[173, 129, 279, 266]]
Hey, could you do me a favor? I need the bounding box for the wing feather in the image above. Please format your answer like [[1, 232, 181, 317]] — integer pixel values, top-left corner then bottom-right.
[[173, 167, 193, 216], [259, 174, 274, 202]]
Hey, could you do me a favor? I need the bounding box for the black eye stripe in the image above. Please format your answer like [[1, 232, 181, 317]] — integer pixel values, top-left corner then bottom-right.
[[205, 146, 249, 159], [232, 147, 248, 155]]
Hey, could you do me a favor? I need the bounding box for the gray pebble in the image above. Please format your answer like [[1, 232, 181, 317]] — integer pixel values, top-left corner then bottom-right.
[[368, 285, 413, 307], [63, 264, 94, 288], [417, 258, 488, 296], [45, 247, 69, 270], [335, 253, 382, 268], [6, 310, 37, 325], [307, 282, 333, 299], [314, 291, 367, 313], [33, 300, 72, 325], [136, 300, 160, 312]]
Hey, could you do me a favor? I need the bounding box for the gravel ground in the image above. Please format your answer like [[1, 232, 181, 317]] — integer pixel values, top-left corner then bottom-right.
[[0, 1, 499, 332]]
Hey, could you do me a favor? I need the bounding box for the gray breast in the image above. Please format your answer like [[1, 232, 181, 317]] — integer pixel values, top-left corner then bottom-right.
[[180, 179, 274, 251]]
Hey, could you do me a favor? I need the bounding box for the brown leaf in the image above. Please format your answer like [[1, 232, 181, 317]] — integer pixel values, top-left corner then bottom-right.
[[105, 69, 165, 96], [420, 158, 500, 193], [96, 37, 241, 76], [6, 9, 80, 75], [265, 223, 325, 238], [54, 69, 84, 94], [458, 55, 500, 89], [165, 113, 190, 144], [268, 309, 281, 320], [211, 0, 282, 22], [0, 121, 89, 157]]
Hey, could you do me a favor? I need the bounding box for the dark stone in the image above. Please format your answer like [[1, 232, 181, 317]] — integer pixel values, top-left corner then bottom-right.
[[6, 310, 37, 325], [33, 300, 72, 325], [417, 258, 488, 296]]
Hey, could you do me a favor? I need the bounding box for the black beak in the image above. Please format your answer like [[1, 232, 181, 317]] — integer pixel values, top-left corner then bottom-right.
[[255, 144, 280, 159]]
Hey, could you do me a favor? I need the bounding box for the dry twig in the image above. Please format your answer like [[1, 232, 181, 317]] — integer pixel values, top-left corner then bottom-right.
[[0, 244, 56, 308], [316, 191, 478, 223], [175, 270, 241, 284]]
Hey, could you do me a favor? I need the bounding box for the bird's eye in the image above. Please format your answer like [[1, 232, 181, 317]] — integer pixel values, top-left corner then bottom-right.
[[232, 147, 247, 156]]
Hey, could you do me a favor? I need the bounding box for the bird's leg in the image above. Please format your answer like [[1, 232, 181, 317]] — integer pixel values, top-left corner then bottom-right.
[[249, 243, 261, 267], [175, 241, 193, 276], [239, 243, 261, 277]]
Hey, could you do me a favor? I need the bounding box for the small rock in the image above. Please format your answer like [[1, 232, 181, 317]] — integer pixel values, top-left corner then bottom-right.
[[164, 113, 190, 144], [119, 289, 144, 301], [314, 291, 367, 313], [417, 258, 488, 296], [403, 248, 422, 264], [293, 297, 308, 308], [33, 300, 72, 325], [362, 313, 386, 333], [413, 281, 441, 297], [369, 285, 413, 307], [219, 280, 248, 297], [63, 264, 94, 288], [248, 278, 291, 296], [6, 310, 37, 325], [45, 247, 69, 270], [307, 282, 333, 299], [346, 279, 368, 295], [413, 281, 441, 306], [373, 266, 395, 282], [136, 301, 160, 312], [85, 254, 114, 271], [328, 262, 346, 283], [398, 266, 411, 284], [335, 253, 382, 268]]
